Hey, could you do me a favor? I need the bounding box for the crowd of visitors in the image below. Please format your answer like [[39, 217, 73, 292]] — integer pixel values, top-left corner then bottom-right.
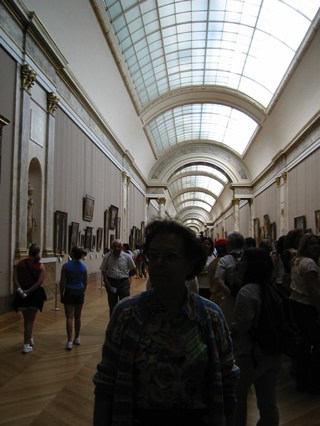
[[11, 218, 320, 425]]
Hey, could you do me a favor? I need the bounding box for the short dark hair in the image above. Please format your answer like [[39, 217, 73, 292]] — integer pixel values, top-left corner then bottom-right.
[[144, 219, 207, 279], [71, 246, 87, 260], [244, 237, 256, 248]]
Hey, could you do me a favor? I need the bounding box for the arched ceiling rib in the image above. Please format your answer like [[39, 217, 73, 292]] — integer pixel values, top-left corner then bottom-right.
[[94, 0, 319, 230]]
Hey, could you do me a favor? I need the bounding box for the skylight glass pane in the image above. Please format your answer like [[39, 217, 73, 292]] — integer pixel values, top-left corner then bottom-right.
[[175, 191, 216, 205], [148, 103, 258, 155], [178, 201, 212, 212], [105, 0, 318, 108]]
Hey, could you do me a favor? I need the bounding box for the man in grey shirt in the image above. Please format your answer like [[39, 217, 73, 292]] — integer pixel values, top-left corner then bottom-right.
[[100, 239, 136, 316]]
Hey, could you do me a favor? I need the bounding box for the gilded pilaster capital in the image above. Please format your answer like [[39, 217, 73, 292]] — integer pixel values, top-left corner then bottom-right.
[[276, 176, 281, 186], [122, 171, 127, 182], [232, 198, 240, 206], [47, 92, 60, 115], [157, 197, 166, 205], [282, 172, 287, 183], [21, 64, 37, 92]]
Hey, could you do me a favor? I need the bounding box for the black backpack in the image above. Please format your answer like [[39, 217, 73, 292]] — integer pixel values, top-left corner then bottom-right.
[[252, 282, 299, 357]]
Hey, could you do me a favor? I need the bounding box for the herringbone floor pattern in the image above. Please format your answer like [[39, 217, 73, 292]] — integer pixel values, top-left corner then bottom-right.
[[0, 277, 319, 425]]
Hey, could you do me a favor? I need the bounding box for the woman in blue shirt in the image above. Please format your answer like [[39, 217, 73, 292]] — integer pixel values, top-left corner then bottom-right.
[[60, 246, 87, 350]]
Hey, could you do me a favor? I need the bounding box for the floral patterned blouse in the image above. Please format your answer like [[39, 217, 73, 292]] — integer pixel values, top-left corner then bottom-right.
[[93, 288, 239, 425], [134, 295, 209, 410]]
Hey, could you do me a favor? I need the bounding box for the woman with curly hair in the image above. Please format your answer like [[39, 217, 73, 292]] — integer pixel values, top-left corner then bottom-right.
[[93, 219, 239, 426]]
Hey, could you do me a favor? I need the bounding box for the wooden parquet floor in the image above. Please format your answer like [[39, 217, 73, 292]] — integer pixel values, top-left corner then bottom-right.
[[0, 277, 319, 425]]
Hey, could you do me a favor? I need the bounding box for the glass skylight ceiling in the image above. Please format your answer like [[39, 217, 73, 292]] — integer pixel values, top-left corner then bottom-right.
[[103, 0, 319, 227], [105, 0, 318, 108], [148, 103, 258, 155]]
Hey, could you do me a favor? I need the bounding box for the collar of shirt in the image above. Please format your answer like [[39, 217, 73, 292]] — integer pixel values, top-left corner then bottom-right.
[[148, 288, 198, 322]]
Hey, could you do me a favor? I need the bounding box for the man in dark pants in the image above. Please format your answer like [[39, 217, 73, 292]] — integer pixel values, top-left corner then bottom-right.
[[99, 239, 136, 316]]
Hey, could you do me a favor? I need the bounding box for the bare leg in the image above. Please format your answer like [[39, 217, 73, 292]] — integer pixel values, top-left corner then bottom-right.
[[64, 305, 74, 342], [22, 309, 37, 344], [74, 304, 83, 338]]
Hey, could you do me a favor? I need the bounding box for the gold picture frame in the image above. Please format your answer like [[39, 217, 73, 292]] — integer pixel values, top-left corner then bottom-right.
[[69, 222, 79, 252], [54, 210, 68, 256], [96, 227, 103, 252], [315, 210, 320, 235], [294, 215, 306, 232], [83, 194, 95, 222], [109, 205, 118, 229], [253, 217, 260, 245]]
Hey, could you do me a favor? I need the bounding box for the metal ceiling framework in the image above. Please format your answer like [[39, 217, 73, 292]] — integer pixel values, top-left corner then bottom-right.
[[92, 0, 319, 229]]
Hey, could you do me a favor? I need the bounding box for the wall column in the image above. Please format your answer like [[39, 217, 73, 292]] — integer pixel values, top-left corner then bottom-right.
[[232, 198, 240, 231], [157, 197, 166, 218], [15, 64, 37, 258], [278, 172, 288, 237], [0, 115, 10, 187], [121, 172, 127, 242], [248, 198, 254, 237], [42, 92, 59, 257], [145, 198, 150, 224]]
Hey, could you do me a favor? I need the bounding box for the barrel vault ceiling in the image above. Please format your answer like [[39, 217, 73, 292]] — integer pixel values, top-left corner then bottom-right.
[[91, 0, 319, 232]]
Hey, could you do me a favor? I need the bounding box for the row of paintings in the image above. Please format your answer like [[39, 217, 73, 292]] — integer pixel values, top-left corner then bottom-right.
[[254, 211, 320, 246], [54, 202, 120, 256], [83, 194, 119, 229]]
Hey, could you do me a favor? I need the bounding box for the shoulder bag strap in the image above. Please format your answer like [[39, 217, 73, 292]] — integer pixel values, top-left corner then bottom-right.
[[24, 259, 38, 283]]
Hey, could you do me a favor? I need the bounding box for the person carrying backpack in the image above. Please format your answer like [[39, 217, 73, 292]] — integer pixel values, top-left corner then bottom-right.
[[232, 248, 282, 426]]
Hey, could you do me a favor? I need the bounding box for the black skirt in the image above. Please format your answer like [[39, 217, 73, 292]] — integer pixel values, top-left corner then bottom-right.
[[12, 286, 47, 312]]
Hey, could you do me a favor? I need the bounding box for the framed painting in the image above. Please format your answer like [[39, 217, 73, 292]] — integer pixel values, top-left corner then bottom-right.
[[263, 214, 269, 238], [104, 209, 110, 252], [85, 226, 93, 250], [253, 218, 260, 245], [315, 210, 320, 235], [109, 233, 115, 249], [294, 216, 306, 232], [270, 222, 277, 245], [109, 205, 118, 229], [91, 235, 96, 251], [260, 227, 265, 245], [80, 234, 85, 248], [54, 210, 68, 256], [83, 194, 95, 221], [69, 222, 79, 252], [96, 227, 103, 252], [54, 210, 62, 256]]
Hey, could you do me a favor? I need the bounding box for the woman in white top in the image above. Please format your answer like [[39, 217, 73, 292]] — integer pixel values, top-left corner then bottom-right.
[[198, 236, 215, 299], [290, 233, 320, 393]]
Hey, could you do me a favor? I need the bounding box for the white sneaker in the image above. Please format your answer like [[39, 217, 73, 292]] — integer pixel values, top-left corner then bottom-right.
[[30, 337, 34, 346], [73, 337, 80, 345], [22, 344, 33, 354], [66, 341, 73, 351]]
